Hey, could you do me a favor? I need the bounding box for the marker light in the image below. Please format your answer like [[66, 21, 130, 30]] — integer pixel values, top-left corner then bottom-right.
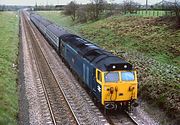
[[112, 65, 116, 69], [124, 65, 127, 68]]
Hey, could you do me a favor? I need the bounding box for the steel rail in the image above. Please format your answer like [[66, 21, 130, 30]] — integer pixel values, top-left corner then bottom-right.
[[22, 11, 80, 125], [106, 109, 141, 125], [124, 110, 141, 125], [22, 12, 57, 125]]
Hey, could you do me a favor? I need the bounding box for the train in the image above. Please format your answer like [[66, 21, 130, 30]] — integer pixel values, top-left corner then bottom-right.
[[29, 12, 138, 111]]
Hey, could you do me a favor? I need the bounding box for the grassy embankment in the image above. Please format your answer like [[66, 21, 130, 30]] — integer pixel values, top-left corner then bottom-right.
[[0, 12, 19, 125], [38, 11, 180, 122]]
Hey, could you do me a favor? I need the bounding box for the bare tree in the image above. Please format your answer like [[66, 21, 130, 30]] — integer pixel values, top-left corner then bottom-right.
[[64, 0, 108, 22], [86, 3, 96, 20], [0, 5, 5, 11], [64, 1, 78, 21], [174, 0, 180, 27], [88, 0, 106, 20], [77, 6, 88, 23], [109, 0, 115, 14], [123, 0, 138, 14]]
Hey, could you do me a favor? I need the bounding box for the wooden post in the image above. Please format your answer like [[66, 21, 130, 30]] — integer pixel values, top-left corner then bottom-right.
[[146, 0, 148, 14], [153, 10, 155, 16]]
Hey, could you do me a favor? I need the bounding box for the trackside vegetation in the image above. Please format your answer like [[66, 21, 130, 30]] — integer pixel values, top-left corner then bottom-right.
[[38, 11, 180, 123], [0, 12, 19, 125]]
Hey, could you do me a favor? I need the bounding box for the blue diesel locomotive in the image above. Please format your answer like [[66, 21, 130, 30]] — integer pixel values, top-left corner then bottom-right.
[[30, 12, 138, 110]]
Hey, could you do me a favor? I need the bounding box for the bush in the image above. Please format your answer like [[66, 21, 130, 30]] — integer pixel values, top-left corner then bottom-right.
[[77, 6, 87, 23]]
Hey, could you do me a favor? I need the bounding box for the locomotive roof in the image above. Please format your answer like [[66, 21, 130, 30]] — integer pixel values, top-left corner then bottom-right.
[[62, 35, 133, 71], [93, 56, 132, 71], [89, 50, 132, 71]]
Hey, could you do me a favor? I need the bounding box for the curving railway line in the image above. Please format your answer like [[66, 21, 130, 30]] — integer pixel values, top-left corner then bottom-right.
[[23, 11, 79, 125], [22, 12, 79, 124], [21, 10, 145, 125]]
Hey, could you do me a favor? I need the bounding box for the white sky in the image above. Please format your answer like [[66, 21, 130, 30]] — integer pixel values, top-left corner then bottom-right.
[[0, 0, 178, 6]]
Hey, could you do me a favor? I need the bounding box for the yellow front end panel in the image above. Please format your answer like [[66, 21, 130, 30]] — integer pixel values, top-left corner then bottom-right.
[[102, 82, 137, 105], [96, 69, 138, 105]]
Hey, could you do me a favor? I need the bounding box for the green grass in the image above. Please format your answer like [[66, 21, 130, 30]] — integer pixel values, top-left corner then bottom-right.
[[38, 11, 180, 121], [0, 12, 19, 125]]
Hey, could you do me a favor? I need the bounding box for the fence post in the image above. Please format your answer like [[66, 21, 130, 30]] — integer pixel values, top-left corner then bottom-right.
[[165, 11, 167, 16], [148, 10, 151, 16], [153, 10, 155, 16]]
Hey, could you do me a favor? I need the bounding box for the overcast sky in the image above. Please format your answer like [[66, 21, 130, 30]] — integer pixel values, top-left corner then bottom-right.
[[0, 0, 177, 6]]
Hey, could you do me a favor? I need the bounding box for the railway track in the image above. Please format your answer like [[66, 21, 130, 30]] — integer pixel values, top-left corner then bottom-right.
[[106, 110, 137, 125], [125, 111, 144, 125], [22, 12, 79, 125], [107, 110, 144, 125], [21, 10, 145, 125]]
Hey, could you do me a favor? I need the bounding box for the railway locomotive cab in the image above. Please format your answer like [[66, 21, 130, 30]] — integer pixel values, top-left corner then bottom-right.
[[96, 61, 138, 110], [29, 12, 138, 112]]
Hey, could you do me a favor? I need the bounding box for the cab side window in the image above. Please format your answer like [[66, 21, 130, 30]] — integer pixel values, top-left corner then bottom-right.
[[97, 71, 102, 82]]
